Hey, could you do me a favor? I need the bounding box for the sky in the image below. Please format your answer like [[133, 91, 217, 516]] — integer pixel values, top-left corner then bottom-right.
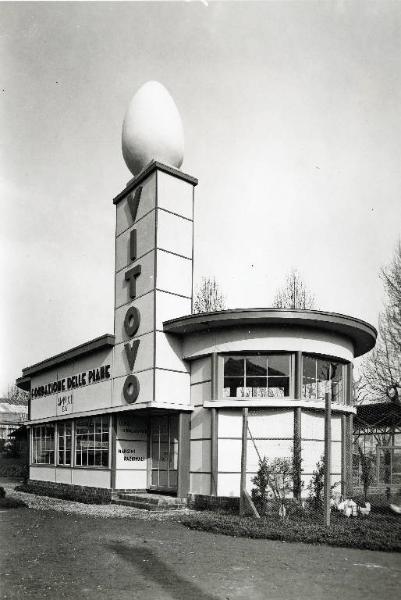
[[1, 1, 401, 394]]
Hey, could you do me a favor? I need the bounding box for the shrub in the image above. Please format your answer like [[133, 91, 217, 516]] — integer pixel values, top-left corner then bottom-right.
[[251, 456, 294, 516], [307, 457, 339, 511], [181, 510, 401, 552], [0, 496, 27, 509]]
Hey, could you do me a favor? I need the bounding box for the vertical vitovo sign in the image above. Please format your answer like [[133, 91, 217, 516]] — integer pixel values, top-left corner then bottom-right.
[[113, 162, 198, 408]]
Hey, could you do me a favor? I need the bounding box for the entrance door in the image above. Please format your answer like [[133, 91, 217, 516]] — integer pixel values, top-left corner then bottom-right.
[[150, 415, 178, 492]]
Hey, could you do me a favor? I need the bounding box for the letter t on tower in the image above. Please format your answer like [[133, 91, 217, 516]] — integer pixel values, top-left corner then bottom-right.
[[113, 162, 198, 406]]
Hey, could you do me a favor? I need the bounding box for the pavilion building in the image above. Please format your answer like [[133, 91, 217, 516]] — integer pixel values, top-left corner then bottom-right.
[[16, 82, 377, 507]]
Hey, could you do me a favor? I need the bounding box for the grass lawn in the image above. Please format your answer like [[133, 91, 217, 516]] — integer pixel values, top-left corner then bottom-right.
[[181, 507, 401, 552]]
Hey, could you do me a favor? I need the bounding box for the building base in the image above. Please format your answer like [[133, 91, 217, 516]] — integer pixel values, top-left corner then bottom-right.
[[17, 479, 114, 504]]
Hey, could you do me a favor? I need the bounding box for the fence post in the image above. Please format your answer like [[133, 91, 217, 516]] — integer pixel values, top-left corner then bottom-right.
[[324, 391, 332, 526], [239, 407, 248, 516]]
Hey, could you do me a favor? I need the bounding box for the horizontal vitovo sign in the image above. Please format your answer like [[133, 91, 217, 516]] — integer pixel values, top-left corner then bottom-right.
[[32, 365, 111, 398]]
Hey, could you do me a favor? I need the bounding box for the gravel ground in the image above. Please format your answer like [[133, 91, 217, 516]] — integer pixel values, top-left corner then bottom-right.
[[0, 479, 192, 521]]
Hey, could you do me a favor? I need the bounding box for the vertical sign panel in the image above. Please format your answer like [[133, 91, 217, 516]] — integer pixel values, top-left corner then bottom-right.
[[113, 165, 197, 408]]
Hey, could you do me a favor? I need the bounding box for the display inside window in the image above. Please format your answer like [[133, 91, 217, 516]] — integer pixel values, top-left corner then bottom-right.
[[32, 424, 55, 464], [75, 416, 109, 467], [223, 354, 291, 398], [302, 356, 345, 403], [57, 421, 72, 466]]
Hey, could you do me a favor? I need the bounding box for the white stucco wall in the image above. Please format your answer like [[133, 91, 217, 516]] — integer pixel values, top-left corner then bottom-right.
[[182, 325, 354, 363]]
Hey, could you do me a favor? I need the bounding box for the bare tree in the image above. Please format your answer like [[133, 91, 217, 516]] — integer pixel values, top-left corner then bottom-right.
[[273, 269, 316, 310], [193, 276, 226, 314], [353, 374, 371, 405], [6, 385, 29, 406], [381, 240, 401, 353], [360, 240, 401, 403]]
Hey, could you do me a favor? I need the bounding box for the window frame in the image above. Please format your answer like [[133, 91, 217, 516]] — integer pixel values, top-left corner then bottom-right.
[[74, 415, 111, 469], [31, 423, 55, 465], [56, 420, 73, 467], [221, 352, 295, 400], [301, 353, 347, 405]]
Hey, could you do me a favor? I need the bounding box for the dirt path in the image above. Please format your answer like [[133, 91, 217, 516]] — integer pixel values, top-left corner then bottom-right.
[[1, 504, 401, 600]]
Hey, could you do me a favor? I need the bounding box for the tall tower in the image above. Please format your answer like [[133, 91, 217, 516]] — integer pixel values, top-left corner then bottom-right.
[[112, 82, 197, 410]]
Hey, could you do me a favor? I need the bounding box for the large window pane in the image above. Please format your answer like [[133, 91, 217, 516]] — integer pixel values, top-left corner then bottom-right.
[[57, 421, 72, 466], [32, 424, 55, 464], [246, 356, 267, 377], [302, 356, 345, 404], [75, 416, 109, 468], [223, 354, 291, 399], [224, 357, 244, 376], [268, 355, 290, 377]]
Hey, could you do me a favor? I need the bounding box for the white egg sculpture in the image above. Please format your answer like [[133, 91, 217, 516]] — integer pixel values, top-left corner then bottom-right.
[[122, 81, 184, 176]]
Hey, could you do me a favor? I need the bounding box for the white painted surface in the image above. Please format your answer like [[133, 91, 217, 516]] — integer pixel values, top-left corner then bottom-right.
[[157, 171, 193, 220], [302, 412, 325, 440], [72, 469, 111, 488], [154, 369, 190, 405], [247, 439, 293, 471], [301, 440, 325, 472], [191, 381, 211, 406], [331, 414, 342, 442], [155, 290, 191, 330], [156, 250, 192, 298], [30, 466, 56, 482], [122, 82, 184, 176], [190, 407, 211, 439], [31, 395, 57, 420], [116, 173, 156, 236], [248, 409, 294, 438], [72, 380, 112, 414], [115, 470, 148, 489], [155, 331, 188, 373], [116, 414, 148, 440], [190, 357, 211, 384], [115, 210, 156, 272], [116, 440, 148, 469], [190, 439, 211, 473], [115, 250, 155, 309], [218, 439, 242, 472], [217, 473, 240, 497], [30, 367, 58, 389], [68, 348, 113, 374], [157, 209, 192, 258], [113, 332, 154, 378], [301, 411, 342, 442], [182, 326, 354, 362], [55, 468, 72, 484], [114, 292, 154, 345], [190, 472, 211, 496], [112, 371, 154, 407], [218, 410, 242, 438]]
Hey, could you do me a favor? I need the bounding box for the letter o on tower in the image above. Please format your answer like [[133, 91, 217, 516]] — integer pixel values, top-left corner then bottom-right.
[[123, 375, 140, 404], [124, 306, 140, 337]]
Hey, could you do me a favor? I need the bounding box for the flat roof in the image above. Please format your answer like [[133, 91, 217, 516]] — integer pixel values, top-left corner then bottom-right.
[[20, 333, 115, 379], [113, 160, 198, 205], [163, 308, 377, 358]]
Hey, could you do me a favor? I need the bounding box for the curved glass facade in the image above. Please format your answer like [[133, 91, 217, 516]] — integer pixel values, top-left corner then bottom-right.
[[222, 352, 349, 405]]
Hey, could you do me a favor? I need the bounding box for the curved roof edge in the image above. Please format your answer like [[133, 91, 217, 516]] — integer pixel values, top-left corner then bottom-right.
[[163, 308, 377, 358]]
